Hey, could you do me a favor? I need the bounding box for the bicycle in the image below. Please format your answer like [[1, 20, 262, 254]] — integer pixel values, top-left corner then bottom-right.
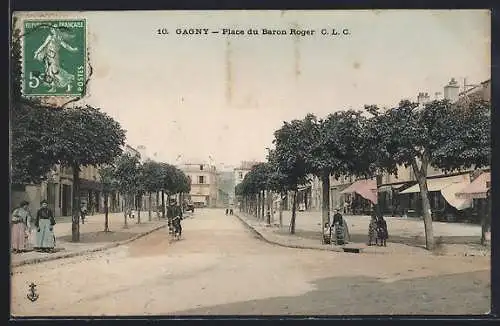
[[170, 216, 182, 241]]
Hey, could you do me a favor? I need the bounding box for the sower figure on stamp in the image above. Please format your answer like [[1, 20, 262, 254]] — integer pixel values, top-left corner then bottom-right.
[[35, 200, 56, 253], [34, 26, 79, 92]]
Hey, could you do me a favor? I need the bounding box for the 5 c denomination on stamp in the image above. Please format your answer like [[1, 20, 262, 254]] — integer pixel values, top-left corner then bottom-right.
[[23, 19, 87, 97]]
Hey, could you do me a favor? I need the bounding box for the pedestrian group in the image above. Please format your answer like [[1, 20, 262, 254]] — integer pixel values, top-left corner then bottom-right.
[[11, 199, 57, 253], [328, 206, 389, 246]]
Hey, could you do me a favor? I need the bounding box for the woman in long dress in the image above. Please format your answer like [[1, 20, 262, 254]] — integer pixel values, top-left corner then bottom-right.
[[368, 213, 378, 246], [11, 201, 31, 253], [35, 200, 56, 253]]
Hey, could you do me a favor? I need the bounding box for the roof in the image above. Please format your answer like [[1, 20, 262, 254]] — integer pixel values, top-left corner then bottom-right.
[[235, 161, 260, 170]]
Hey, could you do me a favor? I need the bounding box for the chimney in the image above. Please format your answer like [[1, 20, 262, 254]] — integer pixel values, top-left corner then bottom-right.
[[444, 78, 460, 102], [417, 92, 431, 104]]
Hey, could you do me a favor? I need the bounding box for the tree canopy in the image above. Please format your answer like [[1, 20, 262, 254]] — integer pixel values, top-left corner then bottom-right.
[[48, 106, 126, 169]]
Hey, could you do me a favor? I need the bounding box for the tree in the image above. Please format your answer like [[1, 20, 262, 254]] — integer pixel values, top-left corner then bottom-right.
[[307, 110, 377, 243], [267, 149, 293, 228], [249, 163, 273, 224], [272, 116, 311, 234], [99, 165, 116, 232], [48, 106, 125, 242], [10, 21, 59, 185], [114, 153, 141, 228], [141, 160, 165, 221], [365, 99, 490, 250], [135, 163, 145, 224]]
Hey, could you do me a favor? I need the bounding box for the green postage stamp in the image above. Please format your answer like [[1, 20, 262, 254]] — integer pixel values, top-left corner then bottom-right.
[[22, 19, 87, 97]]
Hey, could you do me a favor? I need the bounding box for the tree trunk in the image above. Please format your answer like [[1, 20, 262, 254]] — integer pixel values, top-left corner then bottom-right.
[[71, 164, 81, 242], [256, 193, 260, 218], [137, 194, 141, 224], [480, 198, 490, 246], [266, 190, 271, 225], [156, 191, 160, 218], [261, 190, 266, 222], [290, 190, 297, 234], [412, 158, 434, 250], [321, 172, 331, 244], [123, 194, 129, 229], [104, 192, 110, 232], [279, 193, 284, 228], [148, 193, 152, 221], [161, 190, 165, 218]]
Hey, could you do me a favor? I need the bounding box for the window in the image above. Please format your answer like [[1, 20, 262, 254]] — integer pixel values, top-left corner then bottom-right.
[[200, 165, 204, 171], [199, 176, 205, 184]]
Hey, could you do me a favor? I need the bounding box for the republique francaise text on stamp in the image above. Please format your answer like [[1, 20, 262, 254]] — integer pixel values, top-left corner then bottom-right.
[[22, 19, 86, 97]]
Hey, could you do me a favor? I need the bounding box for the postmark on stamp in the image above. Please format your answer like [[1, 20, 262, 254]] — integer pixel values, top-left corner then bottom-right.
[[22, 19, 87, 97]]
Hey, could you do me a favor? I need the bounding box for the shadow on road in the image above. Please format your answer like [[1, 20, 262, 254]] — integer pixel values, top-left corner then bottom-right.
[[172, 270, 490, 315], [282, 229, 481, 249], [58, 231, 137, 243]]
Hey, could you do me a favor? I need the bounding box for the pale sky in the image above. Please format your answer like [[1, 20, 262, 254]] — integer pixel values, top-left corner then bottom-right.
[[15, 10, 491, 167]]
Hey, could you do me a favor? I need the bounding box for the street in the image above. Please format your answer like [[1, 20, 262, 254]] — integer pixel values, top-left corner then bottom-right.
[[11, 208, 490, 316]]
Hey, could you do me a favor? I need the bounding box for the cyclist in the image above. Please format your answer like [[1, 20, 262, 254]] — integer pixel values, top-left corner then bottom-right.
[[171, 200, 183, 238], [167, 199, 183, 237]]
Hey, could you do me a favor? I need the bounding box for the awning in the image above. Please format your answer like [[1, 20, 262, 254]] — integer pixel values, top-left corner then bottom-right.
[[440, 182, 472, 210], [399, 174, 469, 194], [378, 184, 405, 193], [457, 172, 491, 199], [341, 179, 377, 204], [399, 175, 473, 210]]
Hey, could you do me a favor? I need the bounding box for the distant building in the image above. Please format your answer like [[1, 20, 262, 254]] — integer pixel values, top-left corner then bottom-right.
[[179, 162, 218, 208], [234, 161, 260, 186], [123, 144, 141, 159]]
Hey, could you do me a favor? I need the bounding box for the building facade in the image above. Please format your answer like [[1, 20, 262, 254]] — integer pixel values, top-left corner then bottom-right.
[[234, 161, 260, 187], [376, 78, 491, 221], [10, 143, 144, 218], [179, 162, 218, 208], [283, 78, 490, 221]]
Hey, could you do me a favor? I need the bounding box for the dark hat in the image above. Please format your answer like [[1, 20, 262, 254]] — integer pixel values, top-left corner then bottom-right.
[[40, 199, 48, 205], [20, 200, 29, 207]]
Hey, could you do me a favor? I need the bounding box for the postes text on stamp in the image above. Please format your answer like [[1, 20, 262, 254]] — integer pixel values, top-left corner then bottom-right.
[[23, 19, 86, 97]]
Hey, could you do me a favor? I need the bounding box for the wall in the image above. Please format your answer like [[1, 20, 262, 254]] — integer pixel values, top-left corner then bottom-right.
[[234, 168, 250, 186]]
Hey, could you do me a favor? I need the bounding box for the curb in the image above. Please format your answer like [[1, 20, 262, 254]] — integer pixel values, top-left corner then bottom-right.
[[12, 223, 167, 268], [234, 213, 489, 257], [233, 213, 346, 253], [232, 213, 423, 256]]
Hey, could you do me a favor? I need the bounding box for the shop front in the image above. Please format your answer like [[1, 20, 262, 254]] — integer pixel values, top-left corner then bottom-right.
[[340, 179, 377, 215], [398, 174, 472, 221]]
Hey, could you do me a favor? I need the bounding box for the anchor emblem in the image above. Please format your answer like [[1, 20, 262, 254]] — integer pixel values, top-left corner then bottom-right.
[[27, 282, 39, 302]]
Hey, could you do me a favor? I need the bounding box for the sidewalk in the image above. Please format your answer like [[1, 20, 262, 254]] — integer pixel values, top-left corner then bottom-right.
[[11, 212, 168, 267], [234, 211, 490, 257]]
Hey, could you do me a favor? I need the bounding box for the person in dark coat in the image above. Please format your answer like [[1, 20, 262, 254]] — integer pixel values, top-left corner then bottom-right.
[[376, 215, 389, 246]]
